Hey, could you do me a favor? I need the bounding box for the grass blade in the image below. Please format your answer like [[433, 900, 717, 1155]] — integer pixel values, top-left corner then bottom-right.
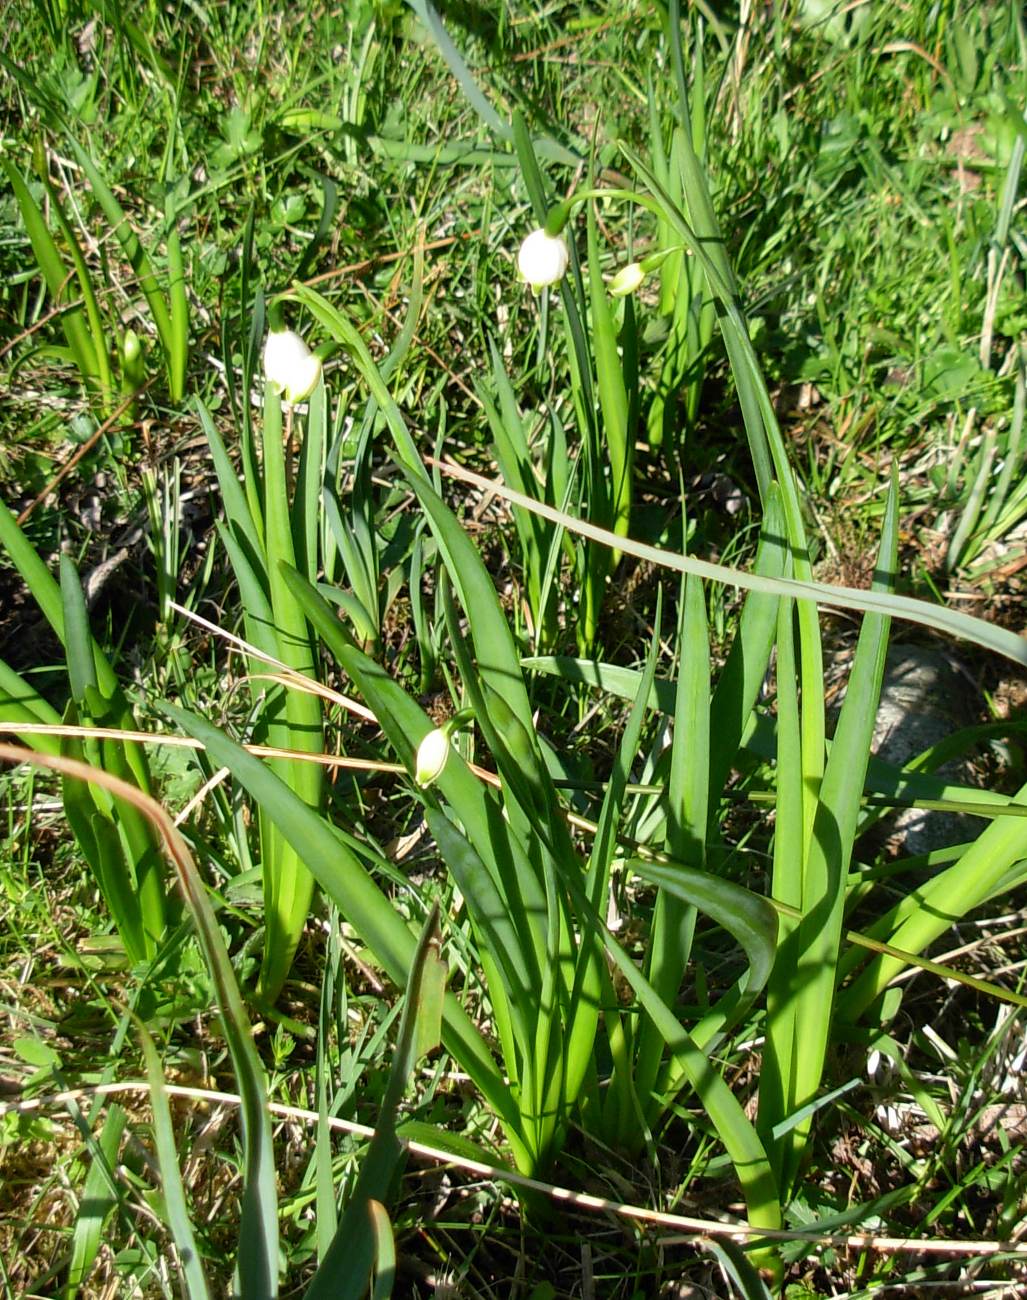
[[66, 1105, 126, 1298], [0, 745, 279, 1298], [136, 1020, 211, 1300], [404, 0, 579, 164], [63, 135, 176, 378]]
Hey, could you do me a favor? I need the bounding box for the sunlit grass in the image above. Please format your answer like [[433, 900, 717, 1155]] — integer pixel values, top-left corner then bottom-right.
[[1, 2, 1026, 1296]]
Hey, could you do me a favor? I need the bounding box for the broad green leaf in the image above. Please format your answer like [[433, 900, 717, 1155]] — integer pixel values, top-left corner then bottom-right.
[[60, 555, 97, 704], [757, 600, 804, 1177], [629, 857, 778, 1042], [368, 1201, 396, 1300], [0, 657, 62, 755]]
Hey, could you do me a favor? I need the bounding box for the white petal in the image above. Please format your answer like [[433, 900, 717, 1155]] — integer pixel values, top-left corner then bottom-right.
[[517, 228, 569, 290], [415, 727, 451, 787], [609, 262, 645, 298], [263, 329, 322, 403]]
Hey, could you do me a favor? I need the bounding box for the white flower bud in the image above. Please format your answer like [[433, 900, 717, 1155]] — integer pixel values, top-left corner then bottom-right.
[[517, 228, 569, 291], [608, 261, 646, 298], [263, 329, 322, 404], [414, 726, 452, 788]]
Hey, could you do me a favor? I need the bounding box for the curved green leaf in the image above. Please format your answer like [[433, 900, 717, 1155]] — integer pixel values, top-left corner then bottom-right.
[[446, 461, 1027, 668], [628, 856, 778, 1040], [162, 701, 526, 1169]]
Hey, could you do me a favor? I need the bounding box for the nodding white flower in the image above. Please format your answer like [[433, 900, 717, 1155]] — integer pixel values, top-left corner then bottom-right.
[[608, 261, 646, 298], [263, 328, 322, 404], [414, 726, 452, 788], [517, 228, 569, 292]]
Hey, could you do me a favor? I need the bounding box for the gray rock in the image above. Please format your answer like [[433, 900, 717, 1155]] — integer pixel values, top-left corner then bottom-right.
[[870, 646, 977, 855]]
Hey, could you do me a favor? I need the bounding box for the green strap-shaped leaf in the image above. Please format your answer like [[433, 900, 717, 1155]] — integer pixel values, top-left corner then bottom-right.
[[839, 781, 1027, 1023], [196, 397, 264, 557], [757, 599, 804, 1183], [633, 572, 707, 1122], [550, 846, 782, 1233], [60, 554, 97, 704], [163, 701, 526, 1169], [630, 857, 778, 1046], [427, 808, 537, 1026], [304, 908, 444, 1300], [587, 202, 631, 538], [66, 1105, 126, 1298], [0, 502, 118, 696], [2, 159, 102, 390], [256, 384, 323, 1001], [581, 592, 664, 1146], [0, 657, 62, 755], [399, 465, 536, 738], [475, 466, 1027, 666], [60, 704, 148, 963], [707, 485, 787, 807], [151, 760, 279, 1299], [773, 477, 898, 1196], [283, 565, 548, 983], [136, 1020, 211, 1300]]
